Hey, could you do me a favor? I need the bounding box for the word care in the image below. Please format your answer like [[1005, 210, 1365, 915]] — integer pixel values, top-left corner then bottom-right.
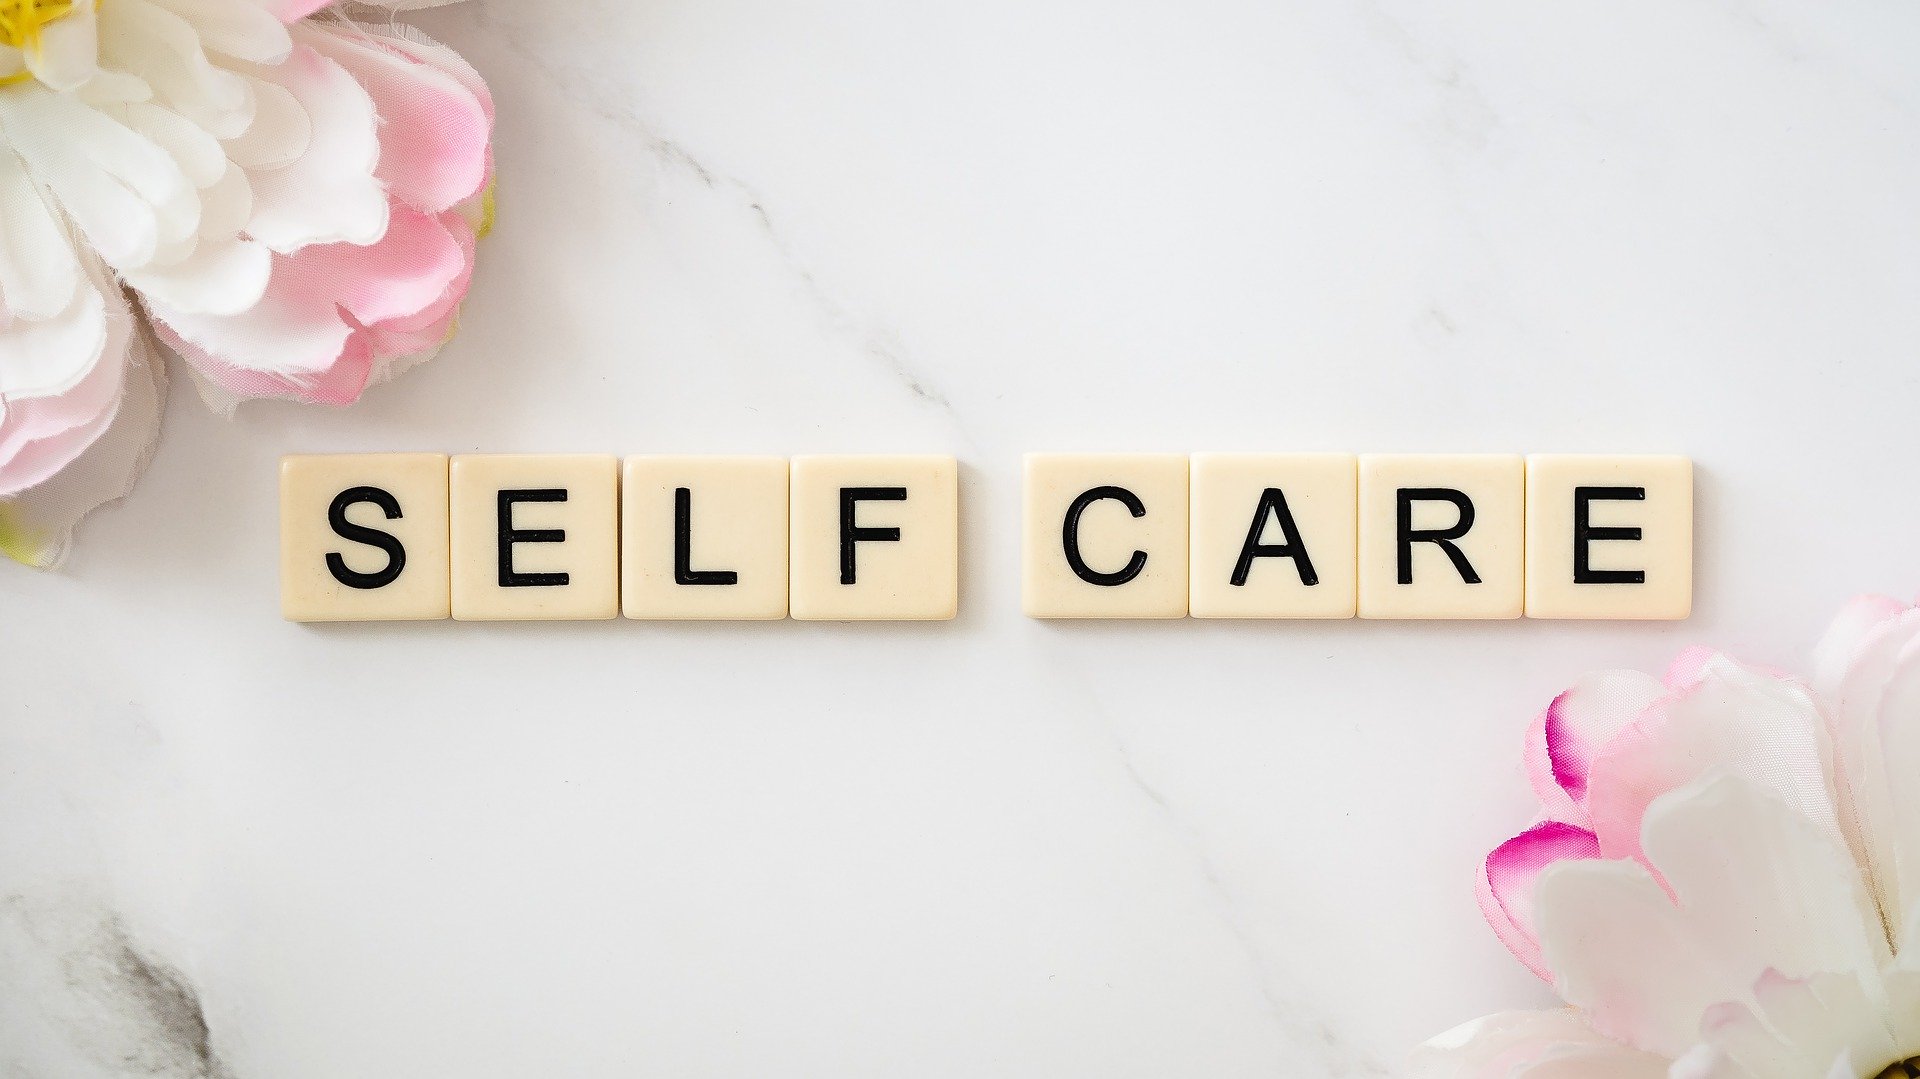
[[279, 453, 1693, 623]]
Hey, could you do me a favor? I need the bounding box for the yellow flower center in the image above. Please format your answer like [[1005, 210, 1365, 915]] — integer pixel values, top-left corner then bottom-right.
[[0, 0, 86, 85], [1873, 1059, 1920, 1078], [0, 0, 80, 50]]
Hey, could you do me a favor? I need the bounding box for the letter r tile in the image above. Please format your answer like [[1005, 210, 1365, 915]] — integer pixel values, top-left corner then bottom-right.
[[1357, 454, 1524, 620], [280, 453, 451, 622]]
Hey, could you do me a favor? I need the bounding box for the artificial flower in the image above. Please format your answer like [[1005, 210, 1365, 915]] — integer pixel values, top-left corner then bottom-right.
[[1412, 596, 1920, 1079], [0, 0, 492, 567]]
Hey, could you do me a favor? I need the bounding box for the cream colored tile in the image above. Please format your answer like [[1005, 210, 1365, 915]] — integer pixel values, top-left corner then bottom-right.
[[622, 456, 789, 620], [1023, 454, 1189, 619], [1358, 454, 1524, 620], [1525, 455, 1692, 620], [280, 454, 450, 622], [789, 455, 958, 621], [1190, 453, 1355, 619], [450, 454, 620, 621]]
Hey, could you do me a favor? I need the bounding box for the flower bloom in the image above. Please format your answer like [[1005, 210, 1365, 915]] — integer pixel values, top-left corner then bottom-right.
[[0, 0, 492, 567], [1414, 596, 1920, 1078]]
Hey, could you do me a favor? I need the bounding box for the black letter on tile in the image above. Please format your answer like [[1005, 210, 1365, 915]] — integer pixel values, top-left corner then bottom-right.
[[840, 487, 907, 585], [675, 487, 739, 586], [326, 486, 407, 590], [1063, 486, 1148, 587], [1396, 488, 1480, 585], [498, 489, 570, 588], [1573, 486, 1647, 585], [1232, 488, 1318, 587]]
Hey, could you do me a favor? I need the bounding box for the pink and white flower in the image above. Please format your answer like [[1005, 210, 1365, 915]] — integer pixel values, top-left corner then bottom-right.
[[1414, 597, 1920, 1079], [0, 0, 491, 567]]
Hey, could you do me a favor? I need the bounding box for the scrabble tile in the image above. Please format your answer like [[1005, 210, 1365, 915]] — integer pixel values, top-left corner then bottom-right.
[[280, 454, 450, 622], [1023, 453, 1189, 619], [1358, 454, 1524, 620], [622, 456, 789, 620], [789, 455, 958, 621], [1525, 454, 1692, 620], [450, 454, 620, 621], [1190, 453, 1356, 619]]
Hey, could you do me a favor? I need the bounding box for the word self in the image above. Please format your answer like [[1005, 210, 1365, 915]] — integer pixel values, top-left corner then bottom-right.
[[280, 454, 959, 623]]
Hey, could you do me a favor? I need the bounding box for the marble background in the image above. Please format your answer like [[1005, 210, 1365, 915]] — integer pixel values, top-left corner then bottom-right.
[[8, 1, 1920, 1075]]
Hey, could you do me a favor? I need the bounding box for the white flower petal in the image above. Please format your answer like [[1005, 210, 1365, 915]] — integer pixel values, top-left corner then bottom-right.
[[75, 68, 154, 106], [122, 101, 227, 191], [1695, 973, 1902, 1079], [23, 0, 99, 92], [125, 237, 268, 316], [0, 250, 106, 400], [147, 266, 352, 375], [146, 0, 292, 65], [197, 160, 251, 238], [1541, 773, 1890, 1060], [1537, 858, 1732, 1057], [1642, 774, 1889, 984], [1820, 609, 1920, 951], [100, 0, 255, 140], [0, 247, 129, 498], [0, 88, 198, 270], [242, 45, 384, 251], [0, 150, 79, 321], [220, 75, 307, 168], [0, 326, 163, 568], [1409, 1010, 1666, 1079]]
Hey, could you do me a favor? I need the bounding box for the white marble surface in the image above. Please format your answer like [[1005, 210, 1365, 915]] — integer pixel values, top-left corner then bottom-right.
[[9, 1, 1920, 1075]]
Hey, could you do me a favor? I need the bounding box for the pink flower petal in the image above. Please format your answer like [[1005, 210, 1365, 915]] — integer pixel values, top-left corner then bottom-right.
[[1524, 671, 1666, 826], [364, 210, 473, 360], [301, 24, 491, 215], [161, 319, 372, 406], [263, 0, 333, 23], [1586, 655, 1838, 869], [1477, 820, 1600, 982]]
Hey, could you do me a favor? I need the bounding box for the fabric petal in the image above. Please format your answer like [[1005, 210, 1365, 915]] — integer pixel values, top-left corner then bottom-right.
[[1537, 857, 1737, 1057], [0, 329, 163, 568], [101, 0, 256, 140], [259, 0, 332, 22], [221, 76, 309, 169], [125, 237, 269, 316], [0, 88, 197, 271], [0, 149, 79, 322], [1818, 604, 1920, 950], [1641, 774, 1888, 985], [1526, 671, 1666, 825], [299, 22, 490, 214], [242, 44, 384, 251], [1585, 653, 1839, 868], [1540, 773, 1883, 1059], [0, 251, 107, 402], [1409, 1010, 1666, 1079], [23, 0, 99, 92], [1696, 972, 1902, 1079], [1479, 821, 1601, 982], [147, 0, 292, 64]]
